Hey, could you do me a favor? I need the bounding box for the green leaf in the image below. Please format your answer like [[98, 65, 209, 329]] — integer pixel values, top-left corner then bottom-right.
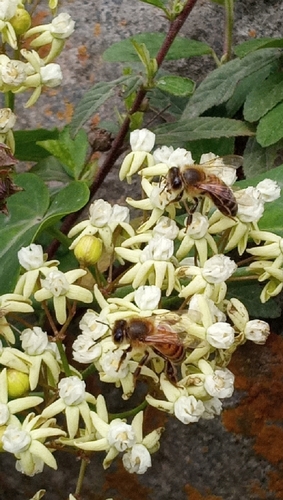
[[148, 87, 190, 118], [156, 76, 195, 96], [14, 129, 59, 161], [103, 33, 212, 62], [185, 137, 235, 161], [154, 117, 254, 145], [139, 0, 167, 9], [69, 75, 142, 137], [0, 173, 89, 294], [237, 164, 283, 236], [243, 72, 283, 123], [227, 281, 281, 318], [234, 38, 283, 58], [37, 126, 89, 179], [256, 101, 283, 147], [225, 64, 275, 117], [30, 156, 74, 184], [243, 137, 283, 178], [182, 48, 281, 119]]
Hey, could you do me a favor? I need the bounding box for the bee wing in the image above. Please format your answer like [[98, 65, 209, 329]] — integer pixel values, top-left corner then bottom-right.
[[200, 155, 243, 170], [145, 332, 184, 346], [196, 179, 237, 216]]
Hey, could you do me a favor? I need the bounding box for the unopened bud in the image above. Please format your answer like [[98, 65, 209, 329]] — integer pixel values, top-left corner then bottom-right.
[[10, 7, 32, 35], [6, 369, 30, 398], [74, 235, 103, 266]]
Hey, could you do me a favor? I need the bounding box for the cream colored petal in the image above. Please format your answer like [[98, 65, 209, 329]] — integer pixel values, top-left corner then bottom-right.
[[66, 405, 80, 438], [79, 401, 93, 434], [65, 269, 87, 283], [75, 437, 109, 451], [118, 264, 141, 285], [34, 289, 53, 302], [146, 394, 174, 413], [29, 440, 58, 469], [8, 396, 43, 414], [41, 399, 65, 419], [53, 295, 67, 325], [29, 357, 41, 391], [131, 411, 143, 442], [67, 285, 93, 303], [132, 261, 153, 289], [68, 220, 89, 238], [90, 411, 109, 437], [115, 247, 141, 263], [103, 446, 119, 469], [42, 351, 60, 386]]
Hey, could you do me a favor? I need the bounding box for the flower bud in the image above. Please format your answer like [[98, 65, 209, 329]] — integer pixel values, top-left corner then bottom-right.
[[10, 7, 31, 35], [6, 369, 30, 398], [74, 235, 103, 266]]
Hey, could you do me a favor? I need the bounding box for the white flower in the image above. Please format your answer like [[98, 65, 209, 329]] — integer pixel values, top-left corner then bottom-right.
[[153, 145, 174, 164], [235, 187, 264, 223], [79, 310, 109, 340], [89, 199, 112, 227], [201, 397, 223, 419], [20, 327, 49, 355], [58, 376, 86, 406], [202, 254, 237, 283], [41, 375, 96, 439], [18, 244, 45, 270], [1, 60, 26, 87], [72, 334, 102, 364], [122, 444, 151, 474], [206, 322, 235, 349], [0, 0, 17, 20], [0, 107, 16, 132], [204, 368, 235, 398], [40, 63, 62, 87], [100, 349, 130, 380], [2, 413, 65, 476], [50, 13, 75, 38], [140, 236, 173, 262], [153, 216, 179, 240], [109, 204, 130, 225], [130, 129, 155, 152], [174, 395, 205, 424], [34, 268, 93, 325], [134, 285, 161, 311], [256, 179, 281, 202], [244, 319, 270, 344], [107, 419, 136, 452], [186, 212, 209, 239]]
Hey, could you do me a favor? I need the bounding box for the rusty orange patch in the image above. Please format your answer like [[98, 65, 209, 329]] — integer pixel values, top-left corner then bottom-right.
[[184, 483, 223, 499]]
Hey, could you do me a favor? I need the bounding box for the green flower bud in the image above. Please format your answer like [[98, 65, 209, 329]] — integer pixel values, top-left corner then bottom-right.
[[10, 7, 32, 35], [6, 368, 30, 398], [74, 235, 103, 266]]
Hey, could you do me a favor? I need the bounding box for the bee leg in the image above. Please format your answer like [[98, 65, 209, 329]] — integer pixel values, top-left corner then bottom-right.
[[165, 360, 178, 385], [117, 345, 132, 370], [133, 350, 150, 382], [183, 197, 199, 228]]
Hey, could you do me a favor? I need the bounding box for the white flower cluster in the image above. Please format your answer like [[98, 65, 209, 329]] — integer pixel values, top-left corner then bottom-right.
[[0, 5, 74, 108]]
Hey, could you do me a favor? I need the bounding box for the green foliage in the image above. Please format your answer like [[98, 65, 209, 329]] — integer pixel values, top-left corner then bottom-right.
[[0, 174, 89, 295], [103, 33, 212, 62]]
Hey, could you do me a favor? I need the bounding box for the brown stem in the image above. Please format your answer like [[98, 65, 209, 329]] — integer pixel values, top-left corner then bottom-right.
[[47, 0, 199, 258]]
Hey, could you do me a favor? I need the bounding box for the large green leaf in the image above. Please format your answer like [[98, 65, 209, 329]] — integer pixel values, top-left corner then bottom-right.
[[30, 156, 74, 184], [14, 129, 59, 161], [256, 101, 283, 147], [0, 173, 89, 294], [243, 72, 283, 123], [227, 281, 281, 318], [243, 137, 283, 178], [69, 75, 142, 137], [37, 126, 89, 180], [182, 48, 281, 119], [234, 38, 283, 58], [225, 64, 275, 118], [154, 117, 254, 145], [237, 163, 283, 236], [103, 33, 212, 62]]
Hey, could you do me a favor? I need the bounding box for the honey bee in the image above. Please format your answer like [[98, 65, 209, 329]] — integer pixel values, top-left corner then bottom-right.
[[164, 155, 243, 221], [112, 313, 201, 383]]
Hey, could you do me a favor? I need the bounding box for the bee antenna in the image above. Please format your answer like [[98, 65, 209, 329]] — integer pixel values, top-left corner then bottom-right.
[[95, 319, 111, 330]]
